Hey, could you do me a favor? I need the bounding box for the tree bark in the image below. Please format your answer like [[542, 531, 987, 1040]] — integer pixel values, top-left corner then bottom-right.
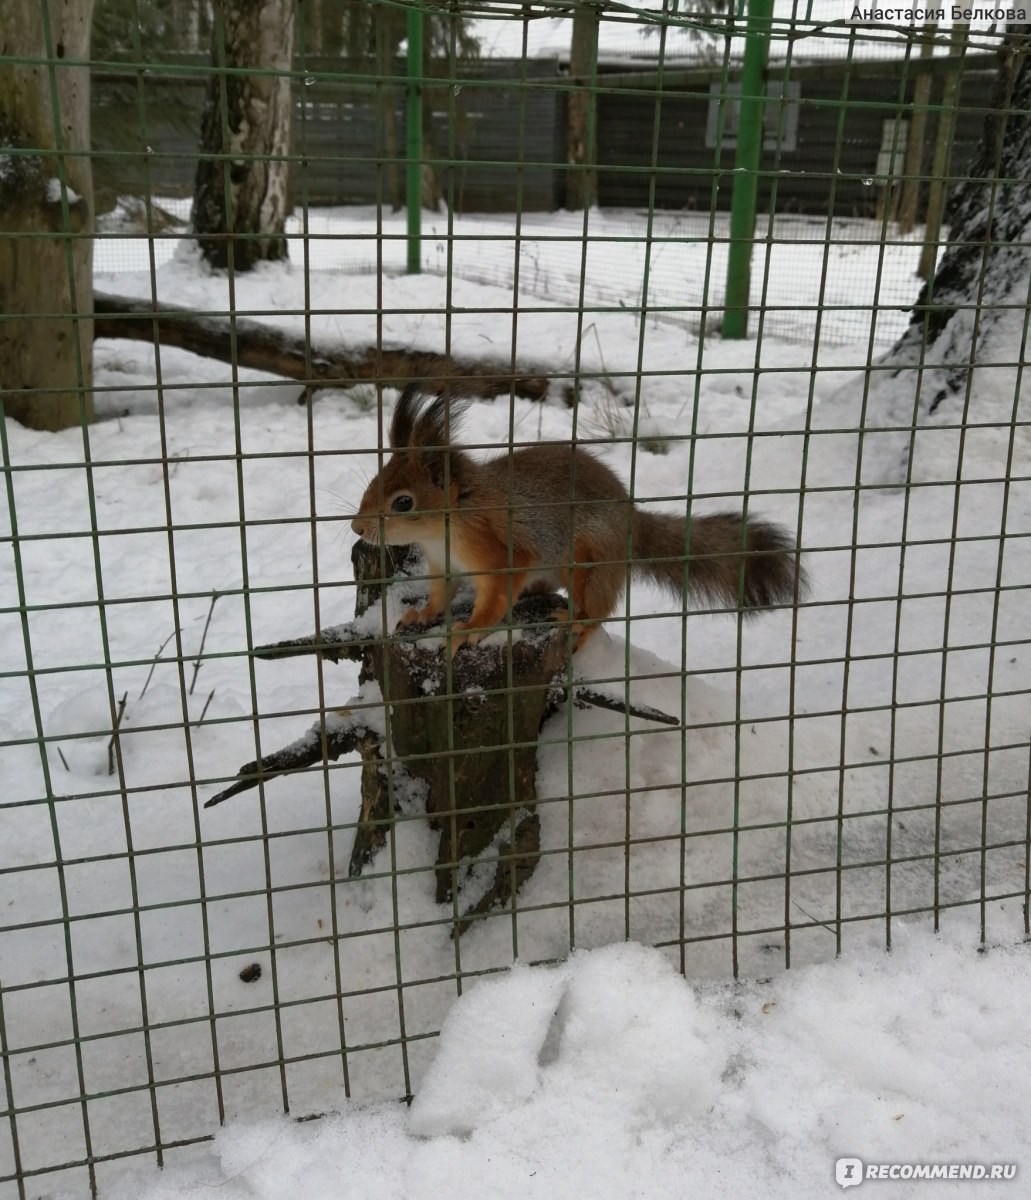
[[897, 24, 1031, 407], [840, 25, 1031, 487], [0, 0, 95, 431], [190, 0, 295, 270]]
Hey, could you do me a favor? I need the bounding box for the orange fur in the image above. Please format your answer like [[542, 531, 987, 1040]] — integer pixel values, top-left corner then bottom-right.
[[448, 517, 532, 652]]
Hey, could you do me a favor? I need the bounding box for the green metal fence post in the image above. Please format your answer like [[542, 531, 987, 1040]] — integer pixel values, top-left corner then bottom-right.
[[723, 0, 773, 338], [406, 1, 424, 274]]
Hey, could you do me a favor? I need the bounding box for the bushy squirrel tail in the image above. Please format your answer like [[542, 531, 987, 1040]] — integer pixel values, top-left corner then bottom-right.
[[632, 509, 803, 612]]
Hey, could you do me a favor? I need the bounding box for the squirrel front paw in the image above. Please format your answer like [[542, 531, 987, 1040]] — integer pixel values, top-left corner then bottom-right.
[[397, 604, 444, 630], [445, 620, 484, 658], [395, 611, 491, 658]]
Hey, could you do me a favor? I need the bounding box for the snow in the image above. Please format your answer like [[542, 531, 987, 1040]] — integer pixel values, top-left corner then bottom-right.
[[2, 202, 1030, 1197], [46, 178, 81, 206], [80, 936, 1031, 1200], [93, 203, 929, 349]]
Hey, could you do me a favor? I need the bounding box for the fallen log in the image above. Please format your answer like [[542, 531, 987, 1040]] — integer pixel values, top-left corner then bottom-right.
[[92, 291, 551, 402]]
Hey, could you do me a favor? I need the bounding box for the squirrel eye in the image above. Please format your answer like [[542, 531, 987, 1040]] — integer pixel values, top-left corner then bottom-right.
[[391, 493, 415, 513]]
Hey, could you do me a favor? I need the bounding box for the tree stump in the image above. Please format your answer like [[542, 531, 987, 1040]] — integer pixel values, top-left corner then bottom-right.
[[348, 541, 569, 927], [211, 541, 572, 933], [210, 543, 678, 932]]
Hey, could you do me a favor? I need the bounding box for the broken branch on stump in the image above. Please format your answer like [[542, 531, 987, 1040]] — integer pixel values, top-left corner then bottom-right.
[[573, 686, 680, 727], [251, 625, 369, 665], [251, 629, 681, 728], [205, 711, 371, 808], [93, 292, 551, 402]]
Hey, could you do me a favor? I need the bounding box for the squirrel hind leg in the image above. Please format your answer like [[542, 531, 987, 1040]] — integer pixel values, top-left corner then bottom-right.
[[448, 570, 528, 656], [549, 558, 624, 650], [548, 605, 597, 651]]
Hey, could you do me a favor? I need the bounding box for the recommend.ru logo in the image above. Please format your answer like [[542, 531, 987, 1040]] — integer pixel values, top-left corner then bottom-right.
[[836, 1158, 1018, 1188]]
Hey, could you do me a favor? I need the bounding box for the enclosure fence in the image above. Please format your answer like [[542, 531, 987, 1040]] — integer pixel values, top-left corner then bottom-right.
[[2, 1, 1030, 1196]]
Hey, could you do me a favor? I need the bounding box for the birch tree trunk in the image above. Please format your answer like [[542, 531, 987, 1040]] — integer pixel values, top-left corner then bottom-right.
[[191, 0, 295, 270], [887, 24, 1031, 412], [830, 24, 1031, 487], [0, 0, 94, 431]]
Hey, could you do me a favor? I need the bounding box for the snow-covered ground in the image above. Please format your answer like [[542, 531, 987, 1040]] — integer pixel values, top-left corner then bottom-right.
[[95, 203, 928, 350], [2, 206, 1029, 1198], [71, 935, 1031, 1200]]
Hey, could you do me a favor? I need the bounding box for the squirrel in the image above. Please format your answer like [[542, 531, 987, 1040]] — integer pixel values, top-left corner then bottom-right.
[[351, 385, 803, 654]]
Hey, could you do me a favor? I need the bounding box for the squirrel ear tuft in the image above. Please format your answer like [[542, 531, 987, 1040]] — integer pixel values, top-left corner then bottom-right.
[[389, 384, 469, 450], [414, 395, 470, 452], [388, 385, 470, 488], [390, 382, 425, 448]]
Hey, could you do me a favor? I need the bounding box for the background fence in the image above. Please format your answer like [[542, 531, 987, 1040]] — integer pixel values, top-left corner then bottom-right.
[[92, 53, 996, 217], [89, 15, 999, 346], [2, 0, 1030, 1196]]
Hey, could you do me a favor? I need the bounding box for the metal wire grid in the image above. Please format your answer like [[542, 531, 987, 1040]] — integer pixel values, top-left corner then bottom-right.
[[86, 6, 993, 346], [2, 1, 1030, 1195]]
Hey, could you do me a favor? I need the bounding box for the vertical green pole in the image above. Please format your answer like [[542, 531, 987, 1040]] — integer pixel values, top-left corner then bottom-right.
[[723, 0, 773, 338], [406, 1, 424, 274]]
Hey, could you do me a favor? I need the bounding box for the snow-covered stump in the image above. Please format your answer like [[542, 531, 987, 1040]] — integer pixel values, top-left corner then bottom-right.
[[209, 541, 573, 932], [209, 542, 680, 931], [348, 540, 569, 929]]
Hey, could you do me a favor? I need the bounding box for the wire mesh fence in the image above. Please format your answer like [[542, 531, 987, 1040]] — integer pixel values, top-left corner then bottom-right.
[[2, 0, 1030, 1195], [86, 6, 1001, 346]]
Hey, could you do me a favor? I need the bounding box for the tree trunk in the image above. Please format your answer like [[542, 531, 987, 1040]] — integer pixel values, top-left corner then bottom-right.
[[897, 22, 936, 236], [896, 23, 1031, 410], [374, 8, 404, 211], [916, 21, 969, 280], [172, 0, 204, 55], [566, 8, 598, 212], [843, 23, 1031, 491], [190, 0, 295, 271], [420, 35, 442, 211], [0, 0, 94, 431]]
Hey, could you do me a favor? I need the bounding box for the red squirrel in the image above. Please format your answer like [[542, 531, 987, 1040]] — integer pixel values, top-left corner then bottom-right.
[[351, 386, 802, 653]]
